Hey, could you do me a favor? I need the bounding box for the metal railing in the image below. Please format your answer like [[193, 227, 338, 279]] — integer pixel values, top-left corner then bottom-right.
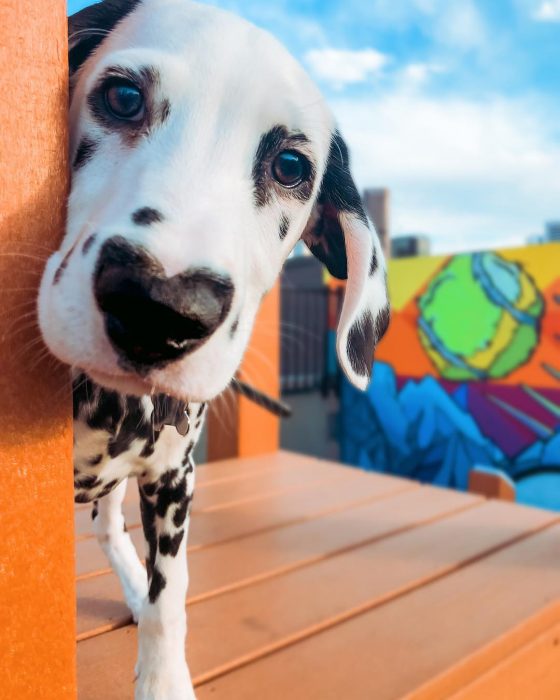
[[280, 287, 343, 394]]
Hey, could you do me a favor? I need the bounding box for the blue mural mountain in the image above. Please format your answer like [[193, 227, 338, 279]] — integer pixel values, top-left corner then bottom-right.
[[340, 362, 559, 489]]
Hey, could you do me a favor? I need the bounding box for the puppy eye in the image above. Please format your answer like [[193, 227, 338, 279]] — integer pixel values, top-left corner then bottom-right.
[[272, 150, 309, 188], [104, 81, 145, 121]]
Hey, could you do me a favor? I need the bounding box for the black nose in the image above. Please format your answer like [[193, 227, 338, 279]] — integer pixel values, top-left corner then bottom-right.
[[94, 237, 234, 368]]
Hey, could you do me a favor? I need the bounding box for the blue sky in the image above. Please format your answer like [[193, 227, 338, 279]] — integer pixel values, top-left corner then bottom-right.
[[68, 0, 560, 253]]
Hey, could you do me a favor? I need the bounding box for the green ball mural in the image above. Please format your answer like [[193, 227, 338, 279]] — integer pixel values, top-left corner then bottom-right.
[[417, 252, 544, 381]]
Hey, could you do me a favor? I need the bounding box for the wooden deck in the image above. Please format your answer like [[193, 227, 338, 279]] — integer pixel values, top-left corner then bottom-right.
[[76, 451, 560, 699]]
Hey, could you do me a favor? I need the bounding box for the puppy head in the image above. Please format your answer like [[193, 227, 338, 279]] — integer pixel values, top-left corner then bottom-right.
[[38, 0, 389, 401]]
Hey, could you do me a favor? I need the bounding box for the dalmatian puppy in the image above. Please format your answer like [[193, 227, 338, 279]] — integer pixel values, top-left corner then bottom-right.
[[38, 0, 390, 697]]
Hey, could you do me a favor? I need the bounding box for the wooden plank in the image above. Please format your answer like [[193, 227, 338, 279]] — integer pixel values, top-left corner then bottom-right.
[[76, 501, 556, 699], [0, 2, 75, 698], [76, 486, 474, 639], [193, 518, 560, 700], [450, 615, 560, 700], [469, 467, 515, 502], [187, 469, 407, 554]]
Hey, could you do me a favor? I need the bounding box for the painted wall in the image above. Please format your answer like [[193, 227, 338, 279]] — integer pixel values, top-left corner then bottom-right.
[[340, 243, 560, 509]]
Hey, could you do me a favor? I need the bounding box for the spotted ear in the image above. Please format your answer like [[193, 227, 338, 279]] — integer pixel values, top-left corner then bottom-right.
[[303, 131, 390, 390], [68, 0, 140, 75]]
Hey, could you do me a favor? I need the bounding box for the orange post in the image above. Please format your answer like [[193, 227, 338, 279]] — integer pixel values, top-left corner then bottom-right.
[[207, 283, 280, 460], [0, 2, 75, 698], [469, 467, 516, 502]]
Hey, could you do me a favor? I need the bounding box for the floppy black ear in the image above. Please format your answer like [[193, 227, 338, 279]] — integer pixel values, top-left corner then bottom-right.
[[303, 131, 390, 390], [69, 0, 140, 75]]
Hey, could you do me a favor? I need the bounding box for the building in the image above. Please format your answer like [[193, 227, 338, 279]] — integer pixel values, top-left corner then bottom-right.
[[545, 222, 560, 242], [363, 188, 390, 259], [391, 234, 431, 259]]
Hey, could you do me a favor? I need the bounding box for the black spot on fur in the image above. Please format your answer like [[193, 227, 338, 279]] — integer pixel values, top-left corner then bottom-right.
[[159, 99, 171, 123], [74, 474, 101, 489], [88, 453, 103, 466], [107, 432, 134, 459], [148, 567, 167, 603], [142, 482, 158, 497], [181, 443, 194, 467], [73, 138, 97, 170], [82, 234, 97, 255], [156, 474, 187, 518], [69, 0, 142, 75], [75, 492, 94, 504], [279, 214, 290, 240], [91, 501, 99, 520], [196, 404, 205, 419], [108, 395, 152, 457], [173, 496, 191, 528], [230, 315, 240, 338], [160, 469, 180, 487], [369, 252, 378, 277], [140, 429, 162, 458], [97, 479, 119, 498], [132, 207, 164, 226], [158, 530, 184, 557], [376, 304, 391, 341], [347, 312, 375, 379], [303, 131, 368, 280], [53, 252, 71, 285], [74, 375, 125, 434], [320, 132, 368, 224], [139, 487, 157, 579]]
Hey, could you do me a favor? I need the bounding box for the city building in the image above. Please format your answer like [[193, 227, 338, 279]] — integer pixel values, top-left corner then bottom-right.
[[363, 188, 390, 259], [391, 234, 431, 259]]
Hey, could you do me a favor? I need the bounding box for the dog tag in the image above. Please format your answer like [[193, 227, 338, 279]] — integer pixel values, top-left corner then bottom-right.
[[174, 410, 191, 437], [152, 396, 190, 436]]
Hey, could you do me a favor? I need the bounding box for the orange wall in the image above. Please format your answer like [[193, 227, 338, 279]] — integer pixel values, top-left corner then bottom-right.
[[0, 2, 76, 698], [207, 283, 280, 460]]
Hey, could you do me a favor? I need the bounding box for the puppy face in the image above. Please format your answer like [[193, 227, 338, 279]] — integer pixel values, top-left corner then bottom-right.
[[38, 0, 390, 401]]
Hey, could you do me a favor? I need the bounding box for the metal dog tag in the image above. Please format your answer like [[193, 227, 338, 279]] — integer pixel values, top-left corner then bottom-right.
[[174, 410, 191, 437], [152, 396, 190, 436]]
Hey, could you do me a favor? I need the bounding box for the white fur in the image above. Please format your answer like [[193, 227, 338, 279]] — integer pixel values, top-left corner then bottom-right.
[[93, 480, 148, 621]]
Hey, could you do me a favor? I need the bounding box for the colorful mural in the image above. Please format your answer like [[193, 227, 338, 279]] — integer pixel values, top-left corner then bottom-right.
[[339, 243, 560, 508]]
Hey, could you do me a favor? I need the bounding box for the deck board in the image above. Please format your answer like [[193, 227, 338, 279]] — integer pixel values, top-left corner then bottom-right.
[[76, 485, 472, 639], [75, 451, 560, 699], [195, 523, 560, 700]]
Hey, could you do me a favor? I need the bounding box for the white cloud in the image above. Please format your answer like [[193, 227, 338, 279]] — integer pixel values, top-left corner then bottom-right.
[[534, 1, 560, 21], [331, 92, 560, 253], [400, 62, 447, 85], [432, 0, 488, 50], [304, 48, 389, 89]]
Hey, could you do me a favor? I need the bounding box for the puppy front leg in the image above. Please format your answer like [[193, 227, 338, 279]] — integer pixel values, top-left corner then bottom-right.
[[136, 460, 195, 700], [93, 478, 148, 622]]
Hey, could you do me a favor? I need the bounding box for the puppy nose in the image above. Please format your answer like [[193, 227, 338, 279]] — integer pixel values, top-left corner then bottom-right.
[[94, 237, 234, 368]]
